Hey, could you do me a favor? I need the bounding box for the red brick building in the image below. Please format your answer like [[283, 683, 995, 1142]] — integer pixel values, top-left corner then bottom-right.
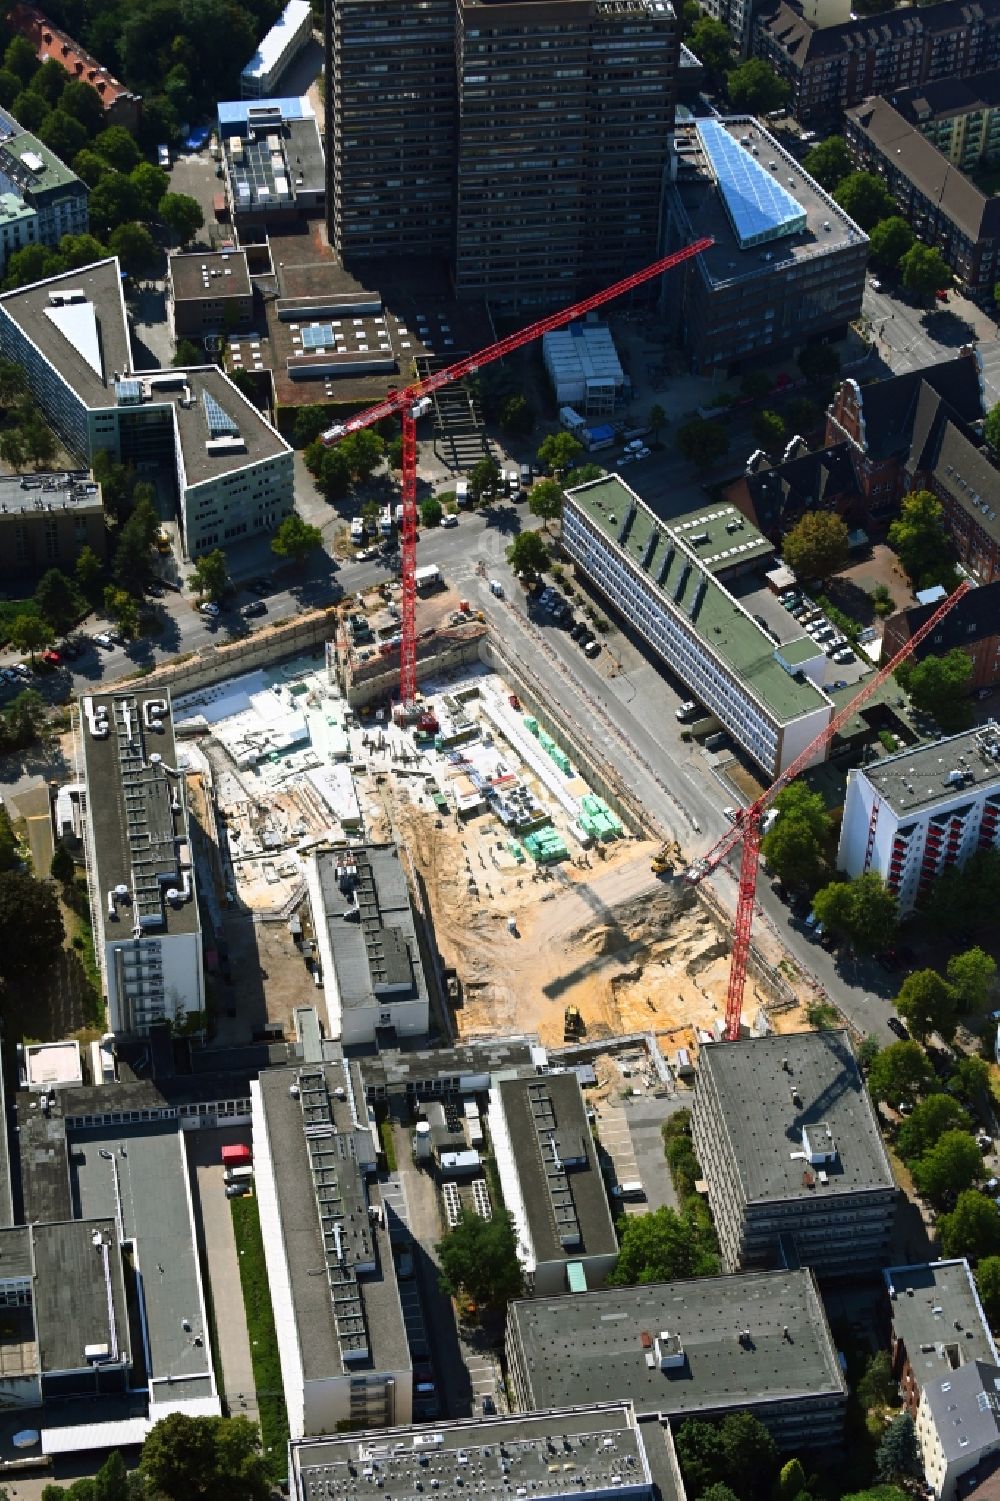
[[8, 5, 141, 128], [881, 579, 1000, 690]]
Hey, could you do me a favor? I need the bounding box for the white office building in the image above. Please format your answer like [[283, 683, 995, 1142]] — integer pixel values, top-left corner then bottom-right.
[[0, 258, 293, 558], [78, 689, 205, 1036], [241, 0, 313, 97], [562, 476, 833, 777], [837, 723, 1000, 913]]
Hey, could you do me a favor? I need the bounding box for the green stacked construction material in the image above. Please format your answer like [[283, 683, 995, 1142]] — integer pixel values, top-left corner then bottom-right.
[[508, 841, 526, 864], [578, 794, 624, 842], [550, 748, 571, 775], [538, 730, 555, 754], [524, 717, 539, 736], [523, 828, 569, 864]]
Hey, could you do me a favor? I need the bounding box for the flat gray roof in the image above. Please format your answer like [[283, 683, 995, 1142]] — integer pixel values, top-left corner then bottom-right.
[[885, 1262, 998, 1385], [292, 1404, 648, 1501], [354, 1037, 539, 1097], [863, 721, 1000, 817], [17, 1104, 73, 1223], [317, 845, 427, 1015], [258, 1062, 408, 1383], [169, 365, 290, 490], [696, 1030, 894, 1204], [70, 1122, 214, 1403], [565, 476, 830, 725], [508, 1269, 846, 1417], [0, 470, 100, 517], [170, 250, 252, 305], [32, 1219, 130, 1377], [497, 1073, 617, 1265], [80, 688, 200, 939], [0, 258, 131, 411]]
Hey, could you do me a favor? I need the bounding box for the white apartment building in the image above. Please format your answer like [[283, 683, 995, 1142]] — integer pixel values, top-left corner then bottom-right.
[[562, 476, 833, 777], [78, 689, 205, 1036], [837, 723, 1000, 913], [0, 258, 293, 558], [240, 0, 312, 97], [0, 125, 88, 274]]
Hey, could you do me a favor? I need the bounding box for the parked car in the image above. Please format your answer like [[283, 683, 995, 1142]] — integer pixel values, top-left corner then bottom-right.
[[242, 600, 267, 618], [41, 649, 61, 665], [833, 648, 855, 664], [570, 621, 587, 641], [583, 639, 601, 657], [675, 700, 698, 722], [93, 632, 114, 649], [198, 601, 221, 617], [888, 1016, 910, 1040], [441, 513, 458, 527]]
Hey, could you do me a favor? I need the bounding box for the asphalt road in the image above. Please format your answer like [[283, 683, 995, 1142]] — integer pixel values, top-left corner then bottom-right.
[[862, 278, 1000, 403]]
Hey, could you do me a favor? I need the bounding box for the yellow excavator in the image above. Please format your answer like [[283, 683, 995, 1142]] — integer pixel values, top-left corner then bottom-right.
[[651, 840, 681, 875], [564, 1005, 584, 1041]]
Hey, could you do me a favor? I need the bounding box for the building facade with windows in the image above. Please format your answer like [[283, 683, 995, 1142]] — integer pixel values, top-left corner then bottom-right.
[[881, 581, 1000, 690], [562, 475, 833, 777], [837, 724, 1000, 912], [0, 123, 88, 274], [241, 0, 312, 98], [887, 68, 1000, 168], [0, 470, 105, 580]]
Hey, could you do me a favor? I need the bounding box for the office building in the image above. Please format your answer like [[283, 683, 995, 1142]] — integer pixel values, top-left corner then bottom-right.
[[218, 97, 325, 230], [837, 723, 1000, 913], [241, 0, 313, 98], [845, 95, 1000, 295], [0, 258, 294, 559], [169, 250, 254, 339], [488, 1072, 618, 1296], [881, 581, 1000, 690], [886, 1261, 1000, 1501], [888, 69, 1000, 169], [327, 0, 679, 310], [562, 475, 833, 777], [0, 469, 105, 580], [506, 1268, 848, 1447], [7, 4, 140, 127], [78, 688, 205, 1036], [307, 844, 429, 1047], [0, 121, 88, 275], [692, 1030, 897, 1276], [290, 1405, 656, 1501], [351, 1037, 542, 1106], [662, 117, 867, 372], [755, 0, 1000, 125], [252, 1060, 411, 1439]]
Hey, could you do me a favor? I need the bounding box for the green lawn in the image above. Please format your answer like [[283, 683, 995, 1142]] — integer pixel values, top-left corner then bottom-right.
[[230, 1193, 290, 1485]]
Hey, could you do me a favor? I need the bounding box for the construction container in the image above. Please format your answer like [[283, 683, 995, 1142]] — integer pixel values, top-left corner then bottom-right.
[[221, 1143, 252, 1167]]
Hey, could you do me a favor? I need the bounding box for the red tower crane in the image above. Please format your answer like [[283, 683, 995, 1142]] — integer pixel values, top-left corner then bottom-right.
[[685, 580, 971, 1040], [322, 237, 714, 713]]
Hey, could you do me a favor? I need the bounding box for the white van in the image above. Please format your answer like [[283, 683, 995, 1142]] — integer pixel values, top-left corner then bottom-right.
[[612, 1180, 646, 1201], [456, 479, 470, 507], [350, 517, 365, 544]]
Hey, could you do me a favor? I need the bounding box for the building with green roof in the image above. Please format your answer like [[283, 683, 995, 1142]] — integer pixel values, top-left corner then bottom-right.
[[0, 123, 88, 271], [562, 475, 833, 777]]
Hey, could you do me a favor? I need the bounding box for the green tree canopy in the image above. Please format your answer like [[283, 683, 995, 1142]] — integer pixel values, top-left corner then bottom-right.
[[726, 58, 789, 114], [939, 1190, 1000, 1260], [506, 530, 548, 575], [949, 1056, 991, 1108], [689, 16, 734, 75], [129, 161, 170, 219], [810, 871, 897, 953], [60, 232, 109, 270], [38, 109, 88, 164], [339, 429, 384, 481], [75, 544, 104, 599], [674, 1414, 779, 1501], [537, 431, 584, 476], [9, 613, 51, 660], [11, 90, 48, 132], [900, 242, 951, 299], [875, 1414, 921, 1483], [50, 841, 75, 885], [108, 221, 157, 275], [856, 1350, 897, 1411], [4, 36, 41, 86], [778, 1458, 807, 1500], [436, 1209, 523, 1309], [95, 126, 141, 174], [648, 403, 666, 439], [88, 171, 141, 236], [984, 401, 1000, 452], [608, 1205, 719, 1285], [912, 1129, 983, 1206], [842, 1488, 910, 1501], [0, 871, 64, 980], [139, 1413, 269, 1501], [469, 456, 501, 502], [752, 408, 786, 453], [781, 510, 849, 583], [158, 191, 204, 244], [948, 947, 998, 1013], [61, 80, 105, 133], [888, 489, 955, 587], [897, 1093, 971, 1161], [676, 417, 729, 469], [798, 343, 843, 389], [271, 513, 322, 566], [499, 394, 535, 436], [896, 649, 972, 732], [868, 215, 915, 271], [896, 967, 957, 1042], [803, 135, 851, 190], [293, 405, 331, 448], [834, 172, 896, 230], [529, 479, 563, 527], [190, 549, 229, 602], [976, 1257, 1000, 1326], [34, 568, 83, 633], [420, 497, 443, 528], [866, 1040, 933, 1106], [102, 586, 140, 639], [30, 60, 68, 105], [761, 816, 825, 893]]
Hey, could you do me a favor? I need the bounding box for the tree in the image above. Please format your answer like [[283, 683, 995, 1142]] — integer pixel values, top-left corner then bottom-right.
[[866, 1041, 933, 1106], [857, 1034, 880, 1073], [0, 71, 20, 111], [913, 1129, 983, 1206], [529, 479, 563, 528], [11, 91, 48, 133], [39, 109, 88, 164], [797, 342, 842, 388], [900, 242, 950, 300], [436, 1209, 523, 1309], [60, 233, 109, 270], [29, 62, 67, 107], [842, 1489, 909, 1501], [870, 581, 894, 618], [108, 222, 156, 275], [506, 530, 548, 576], [948, 947, 998, 1013], [939, 1190, 1000, 1260], [875, 1414, 921, 1483], [50, 841, 75, 885], [648, 404, 666, 441], [173, 337, 202, 367], [781, 511, 849, 583], [674, 1414, 778, 1501], [113, 499, 158, 592], [811, 872, 897, 953], [688, 17, 734, 76], [752, 408, 785, 452], [9, 613, 51, 661], [387, 437, 404, 470], [75, 544, 104, 599], [60, 80, 105, 134], [72, 147, 110, 188], [94, 1450, 130, 1501], [888, 488, 955, 587], [158, 191, 204, 245], [190, 549, 228, 602], [94, 126, 141, 175], [128, 161, 170, 219], [102, 586, 140, 639], [339, 429, 384, 481], [537, 431, 584, 476], [500, 394, 535, 436], [565, 463, 604, 487], [857, 1350, 897, 1411], [778, 1459, 807, 1500], [985, 401, 1000, 452], [4, 37, 40, 86], [608, 1205, 719, 1285], [269, 513, 322, 567], [896, 649, 972, 731], [833, 172, 896, 231], [700, 1487, 740, 1501], [140, 1413, 269, 1501], [419, 497, 443, 529], [949, 1056, 991, 1108], [676, 417, 729, 469], [293, 405, 330, 448], [897, 1093, 971, 1161], [469, 456, 501, 502], [803, 136, 852, 191], [896, 968, 957, 1042], [315, 446, 351, 501], [0, 871, 64, 978], [976, 1257, 1000, 1326], [0, 429, 27, 471], [21, 413, 57, 469], [726, 58, 789, 114], [34, 568, 82, 633], [88, 172, 141, 236], [868, 216, 915, 271], [761, 815, 825, 893]]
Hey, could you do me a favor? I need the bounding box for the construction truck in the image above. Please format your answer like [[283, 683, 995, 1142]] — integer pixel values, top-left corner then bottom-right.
[[564, 1005, 584, 1041], [651, 840, 681, 875]]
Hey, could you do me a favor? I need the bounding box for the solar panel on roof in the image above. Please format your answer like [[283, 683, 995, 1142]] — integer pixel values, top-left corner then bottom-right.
[[696, 120, 807, 250], [201, 388, 240, 438]]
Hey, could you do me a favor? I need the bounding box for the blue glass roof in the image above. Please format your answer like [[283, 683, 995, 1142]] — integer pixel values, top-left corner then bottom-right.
[[202, 389, 240, 438], [696, 120, 807, 249], [302, 323, 335, 349]]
